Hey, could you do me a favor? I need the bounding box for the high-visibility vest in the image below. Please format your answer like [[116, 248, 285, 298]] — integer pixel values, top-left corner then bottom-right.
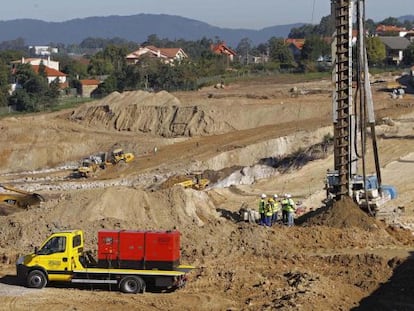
[[258, 199, 266, 213], [282, 198, 295, 213], [265, 201, 273, 216], [272, 202, 280, 213]]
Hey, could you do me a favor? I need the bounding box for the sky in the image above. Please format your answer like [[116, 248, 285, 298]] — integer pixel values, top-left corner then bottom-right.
[[1, 0, 412, 29]]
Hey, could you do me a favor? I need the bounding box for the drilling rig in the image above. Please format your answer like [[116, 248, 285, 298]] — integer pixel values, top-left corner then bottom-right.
[[325, 0, 397, 216]]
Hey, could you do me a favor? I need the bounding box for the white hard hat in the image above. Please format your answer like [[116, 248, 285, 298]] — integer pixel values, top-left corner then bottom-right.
[[261, 193, 267, 199], [286, 193, 292, 198], [273, 194, 278, 199]]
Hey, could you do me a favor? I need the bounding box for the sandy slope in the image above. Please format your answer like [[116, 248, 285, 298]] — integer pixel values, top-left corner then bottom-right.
[[0, 76, 414, 310]]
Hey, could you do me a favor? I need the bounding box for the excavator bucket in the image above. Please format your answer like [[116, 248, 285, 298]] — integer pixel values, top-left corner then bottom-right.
[[0, 184, 45, 210]]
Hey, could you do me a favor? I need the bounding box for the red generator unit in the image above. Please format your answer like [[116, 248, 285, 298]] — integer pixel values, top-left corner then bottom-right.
[[97, 230, 181, 270]]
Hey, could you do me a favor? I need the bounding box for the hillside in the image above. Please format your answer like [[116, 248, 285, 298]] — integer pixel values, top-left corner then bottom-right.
[[0, 14, 302, 47]]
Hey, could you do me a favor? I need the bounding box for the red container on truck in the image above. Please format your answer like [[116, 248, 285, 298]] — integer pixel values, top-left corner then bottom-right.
[[97, 230, 180, 270]]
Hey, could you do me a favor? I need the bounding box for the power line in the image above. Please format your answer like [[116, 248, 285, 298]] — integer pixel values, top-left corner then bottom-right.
[[311, 0, 317, 24]]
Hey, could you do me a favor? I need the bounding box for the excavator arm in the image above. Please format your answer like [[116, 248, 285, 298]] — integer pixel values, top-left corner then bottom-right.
[[0, 184, 45, 208]]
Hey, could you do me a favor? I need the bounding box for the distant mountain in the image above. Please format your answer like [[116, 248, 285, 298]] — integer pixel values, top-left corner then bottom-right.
[[0, 14, 303, 48], [398, 15, 414, 23]]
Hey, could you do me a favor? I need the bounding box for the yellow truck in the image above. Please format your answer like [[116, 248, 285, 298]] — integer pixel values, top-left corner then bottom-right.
[[16, 230, 193, 293]]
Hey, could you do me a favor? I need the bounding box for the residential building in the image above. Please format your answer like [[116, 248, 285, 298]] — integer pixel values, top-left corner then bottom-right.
[[376, 24, 408, 37], [211, 42, 237, 62], [79, 79, 100, 98], [10, 57, 67, 92], [239, 53, 269, 65], [31, 65, 67, 85], [29, 46, 58, 56], [126, 46, 188, 64], [378, 36, 411, 65], [11, 56, 60, 71], [284, 38, 305, 59]]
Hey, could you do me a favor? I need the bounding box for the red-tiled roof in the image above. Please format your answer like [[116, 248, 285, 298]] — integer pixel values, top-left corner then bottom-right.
[[284, 38, 305, 49], [376, 24, 406, 33], [160, 48, 181, 58], [80, 79, 100, 86], [145, 46, 186, 58], [32, 65, 66, 77], [127, 46, 187, 61], [211, 42, 237, 56]]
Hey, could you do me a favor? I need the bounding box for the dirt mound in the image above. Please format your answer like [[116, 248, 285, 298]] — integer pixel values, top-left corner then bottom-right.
[[69, 90, 233, 137], [0, 186, 220, 254], [303, 196, 380, 231]]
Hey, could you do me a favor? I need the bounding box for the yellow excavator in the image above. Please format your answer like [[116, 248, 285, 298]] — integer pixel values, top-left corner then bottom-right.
[[77, 158, 99, 178], [0, 184, 45, 209]]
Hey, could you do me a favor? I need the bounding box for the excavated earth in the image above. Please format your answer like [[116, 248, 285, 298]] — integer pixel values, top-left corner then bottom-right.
[[1, 74, 414, 310]]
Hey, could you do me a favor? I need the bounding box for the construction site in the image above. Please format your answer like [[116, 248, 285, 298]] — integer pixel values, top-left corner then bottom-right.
[[1, 2, 414, 311]]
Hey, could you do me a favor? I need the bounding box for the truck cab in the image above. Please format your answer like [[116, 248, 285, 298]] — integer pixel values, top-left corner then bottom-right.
[[17, 230, 85, 288]]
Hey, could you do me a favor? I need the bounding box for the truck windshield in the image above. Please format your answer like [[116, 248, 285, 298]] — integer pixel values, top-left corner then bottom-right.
[[37, 236, 66, 255]]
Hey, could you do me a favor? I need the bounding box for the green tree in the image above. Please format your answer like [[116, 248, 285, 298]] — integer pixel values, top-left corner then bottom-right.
[[9, 88, 35, 111], [301, 35, 330, 61], [402, 20, 414, 31], [143, 34, 163, 47], [268, 37, 294, 65], [55, 55, 88, 80], [0, 59, 9, 107], [38, 61, 47, 79], [0, 50, 26, 63], [365, 19, 377, 35], [236, 38, 253, 64], [9, 63, 59, 111], [366, 37, 386, 65], [289, 24, 317, 38], [403, 42, 414, 66], [379, 17, 402, 27], [317, 15, 335, 37], [88, 58, 114, 76], [0, 37, 26, 51]]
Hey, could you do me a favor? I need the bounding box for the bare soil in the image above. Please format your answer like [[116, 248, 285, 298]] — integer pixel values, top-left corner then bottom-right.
[[1, 74, 414, 310]]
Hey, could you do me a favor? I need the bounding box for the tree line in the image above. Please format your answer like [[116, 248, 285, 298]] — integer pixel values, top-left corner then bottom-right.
[[1, 15, 414, 112]]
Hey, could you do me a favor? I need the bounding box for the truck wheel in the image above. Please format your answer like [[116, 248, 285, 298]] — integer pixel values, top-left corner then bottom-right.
[[119, 276, 145, 294], [27, 270, 47, 289]]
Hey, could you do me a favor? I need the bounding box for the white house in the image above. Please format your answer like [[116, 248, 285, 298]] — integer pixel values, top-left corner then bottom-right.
[[126, 46, 188, 64], [12, 56, 60, 71]]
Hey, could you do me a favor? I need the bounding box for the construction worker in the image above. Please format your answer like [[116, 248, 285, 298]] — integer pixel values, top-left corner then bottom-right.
[[281, 193, 288, 224], [271, 194, 280, 225], [281, 193, 296, 227], [258, 194, 266, 225], [264, 197, 274, 227]]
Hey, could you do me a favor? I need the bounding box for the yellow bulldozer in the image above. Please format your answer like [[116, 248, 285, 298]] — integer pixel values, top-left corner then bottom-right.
[[110, 148, 135, 164], [75, 149, 135, 178], [0, 184, 45, 209], [176, 172, 210, 190]]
